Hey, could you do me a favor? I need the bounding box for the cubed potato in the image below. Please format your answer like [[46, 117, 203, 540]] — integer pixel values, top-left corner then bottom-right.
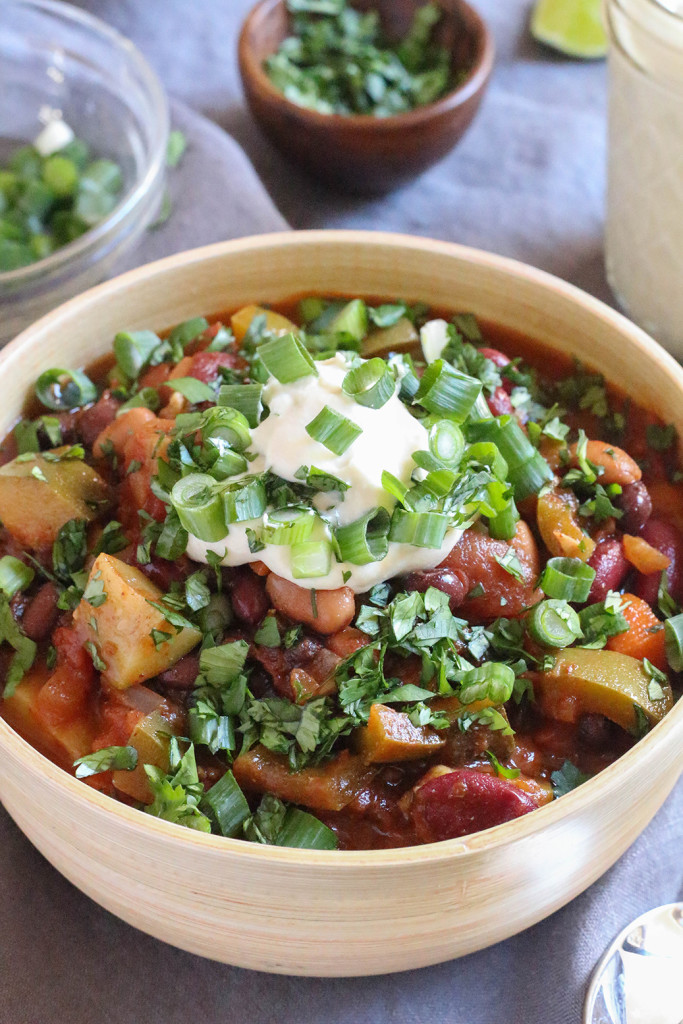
[[230, 304, 298, 344], [1, 667, 96, 767], [72, 553, 201, 689], [233, 745, 373, 812], [532, 647, 673, 732], [113, 707, 180, 803], [356, 703, 445, 763], [0, 450, 110, 548]]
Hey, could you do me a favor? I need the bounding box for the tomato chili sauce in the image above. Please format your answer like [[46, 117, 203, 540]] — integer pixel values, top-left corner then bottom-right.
[[0, 296, 681, 852]]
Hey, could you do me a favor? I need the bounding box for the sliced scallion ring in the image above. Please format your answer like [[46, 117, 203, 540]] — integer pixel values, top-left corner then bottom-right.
[[218, 383, 263, 427], [222, 477, 267, 524], [538, 557, 596, 603], [305, 405, 362, 455], [428, 420, 465, 467], [291, 539, 332, 579], [414, 359, 482, 423], [35, 368, 97, 411], [113, 330, 161, 380], [201, 406, 251, 452], [487, 498, 520, 541], [342, 358, 395, 409], [335, 507, 390, 565], [262, 507, 318, 545], [0, 555, 34, 598], [528, 599, 582, 648], [206, 442, 249, 481], [171, 473, 226, 542], [257, 332, 318, 383], [388, 509, 449, 548]]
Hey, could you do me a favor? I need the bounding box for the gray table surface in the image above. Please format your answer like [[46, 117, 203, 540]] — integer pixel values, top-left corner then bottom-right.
[[1, 2, 681, 1023]]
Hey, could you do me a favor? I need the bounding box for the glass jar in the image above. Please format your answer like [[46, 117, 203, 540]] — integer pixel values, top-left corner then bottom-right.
[[604, 0, 683, 358]]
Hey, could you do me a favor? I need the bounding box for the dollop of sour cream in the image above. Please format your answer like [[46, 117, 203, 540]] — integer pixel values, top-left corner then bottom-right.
[[186, 355, 462, 591]]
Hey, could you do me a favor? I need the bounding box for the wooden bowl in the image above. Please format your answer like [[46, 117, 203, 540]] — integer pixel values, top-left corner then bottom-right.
[[0, 231, 682, 976], [238, 0, 494, 194]]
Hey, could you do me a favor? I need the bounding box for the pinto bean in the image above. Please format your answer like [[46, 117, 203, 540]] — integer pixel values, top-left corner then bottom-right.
[[410, 768, 540, 843], [442, 521, 541, 622], [327, 627, 370, 658], [586, 537, 629, 603], [157, 653, 200, 689], [631, 518, 683, 604], [230, 567, 270, 626], [402, 567, 469, 610], [21, 582, 60, 641], [568, 439, 641, 486], [265, 575, 355, 635], [619, 480, 652, 534]]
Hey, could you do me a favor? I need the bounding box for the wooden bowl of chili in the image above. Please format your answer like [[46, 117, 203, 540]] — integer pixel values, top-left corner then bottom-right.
[[0, 231, 681, 976], [238, 0, 494, 194]]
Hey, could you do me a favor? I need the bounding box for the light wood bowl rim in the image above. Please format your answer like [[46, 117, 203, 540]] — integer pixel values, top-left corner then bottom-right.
[[1, 228, 682, 868]]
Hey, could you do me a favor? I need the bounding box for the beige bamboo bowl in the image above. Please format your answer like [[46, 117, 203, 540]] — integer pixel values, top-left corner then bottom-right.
[[0, 231, 682, 977]]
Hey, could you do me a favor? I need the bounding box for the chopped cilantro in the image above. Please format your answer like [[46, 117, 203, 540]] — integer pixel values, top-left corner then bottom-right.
[[551, 759, 591, 798]]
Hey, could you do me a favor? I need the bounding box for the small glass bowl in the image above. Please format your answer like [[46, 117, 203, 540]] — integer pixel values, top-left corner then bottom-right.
[[0, 0, 169, 345]]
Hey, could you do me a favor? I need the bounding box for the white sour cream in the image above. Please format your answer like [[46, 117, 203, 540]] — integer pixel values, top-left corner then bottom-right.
[[186, 355, 462, 591]]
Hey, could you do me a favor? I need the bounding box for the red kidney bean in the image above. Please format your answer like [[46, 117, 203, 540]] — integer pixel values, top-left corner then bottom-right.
[[411, 769, 540, 843], [632, 518, 683, 604], [187, 350, 248, 383], [619, 480, 653, 534], [487, 386, 515, 417], [21, 582, 60, 641], [402, 567, 469, 611], [587, 537, 629, 602], [478, 347, 511, 368], [141, 554, 194, 592], [577, 713, 617, 750], [231, 567, 270, 625], [157, 653, 200, 689], [77, 391, 121, 447]]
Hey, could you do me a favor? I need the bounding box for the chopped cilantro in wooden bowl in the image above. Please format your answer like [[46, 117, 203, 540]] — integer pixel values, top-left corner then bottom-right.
[[238, 0, 494, 193]]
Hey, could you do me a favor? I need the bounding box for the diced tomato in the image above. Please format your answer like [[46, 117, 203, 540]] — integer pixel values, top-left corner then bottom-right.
[[186, 350, 248, 383]]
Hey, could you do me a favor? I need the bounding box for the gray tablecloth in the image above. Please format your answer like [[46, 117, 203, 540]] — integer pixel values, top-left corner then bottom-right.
[[2, 2, 681, 1023]]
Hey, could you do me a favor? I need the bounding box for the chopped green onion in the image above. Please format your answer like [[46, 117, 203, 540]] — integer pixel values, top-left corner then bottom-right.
[[113, 330, 161, 380], [466, 441, 508, 482], [262, 507, 317, 545], [201, 406, 251, 452], [291, 540, 332, 579], [222, 477, 267, 524], [428, 420, 465, 467], [388, 509, 449, 548], [218, 383, 263, 427], [0, 556, 34, 598], [528, 599, 583, 648], [414, 359, 482, 423], [168, 376, 215, 404], [664, 613, 683, 672], [468, 415, 553, 500], [13, 420, 39, 454], [168, 316, 209, 349], [305, 405, 362, 455], [342, 358, 395, 409], [335, 507, 390, 564], [171, 473, 226, 541], [327, 299, 368, 342], [487, 497, 520, 541], [202, 770, 251, 837], [539, 557, 596, 603], [35, 368, 97, 411], [207, 447, 248, 481], [274, 807, 338, 850], [258, 332, 318, 383], [381, 470, 409, 506]]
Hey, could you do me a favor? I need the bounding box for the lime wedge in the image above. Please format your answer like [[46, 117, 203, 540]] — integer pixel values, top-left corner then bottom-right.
[[531, 0, 608, 59]]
